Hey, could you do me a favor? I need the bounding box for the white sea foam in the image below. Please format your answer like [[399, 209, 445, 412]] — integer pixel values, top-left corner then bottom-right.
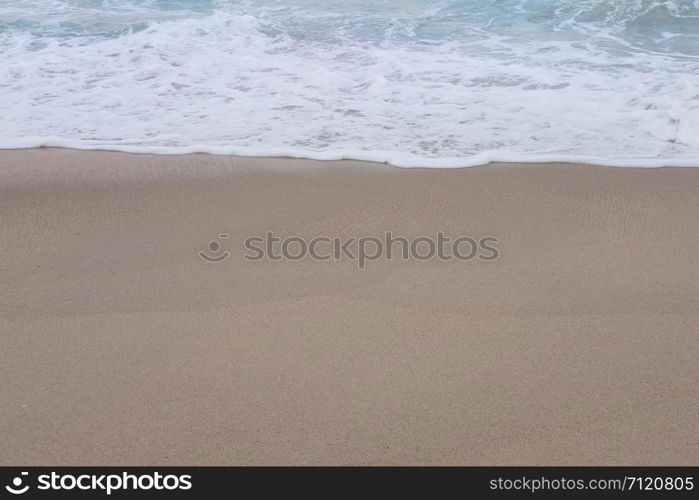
[[1, 0, 698, 167]]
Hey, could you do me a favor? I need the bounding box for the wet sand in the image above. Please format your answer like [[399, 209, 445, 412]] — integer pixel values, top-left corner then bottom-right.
[[1, 149, 698, 465]]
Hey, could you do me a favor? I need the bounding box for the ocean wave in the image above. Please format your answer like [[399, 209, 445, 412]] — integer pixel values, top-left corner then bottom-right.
[[1, 1, 698, 167]]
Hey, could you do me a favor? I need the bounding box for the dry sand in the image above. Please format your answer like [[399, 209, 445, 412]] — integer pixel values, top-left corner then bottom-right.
[[1, 148, 698, 465]]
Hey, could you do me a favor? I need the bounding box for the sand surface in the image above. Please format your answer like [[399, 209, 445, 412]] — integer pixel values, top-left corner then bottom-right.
[[1, 149, 698, 465]]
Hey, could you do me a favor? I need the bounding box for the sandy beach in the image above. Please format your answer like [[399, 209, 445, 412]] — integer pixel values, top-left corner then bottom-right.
[[1, 148, 698, 465]]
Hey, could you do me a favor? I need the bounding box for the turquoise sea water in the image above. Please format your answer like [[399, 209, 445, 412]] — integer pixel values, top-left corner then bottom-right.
[[1, 0, 698, 166]]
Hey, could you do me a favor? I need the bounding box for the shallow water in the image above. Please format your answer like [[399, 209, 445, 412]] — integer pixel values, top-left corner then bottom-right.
[[1, 0, 698, 166]]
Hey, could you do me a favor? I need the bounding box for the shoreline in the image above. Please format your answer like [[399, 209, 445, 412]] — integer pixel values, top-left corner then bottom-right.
[[2, 148, 698, 465], [2, 145, 698, 169]]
